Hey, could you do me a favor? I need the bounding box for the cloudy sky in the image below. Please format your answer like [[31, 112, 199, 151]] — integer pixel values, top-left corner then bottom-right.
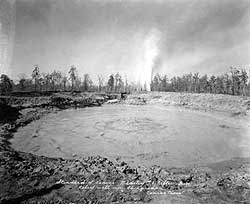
[[4, 0, 250, 83]]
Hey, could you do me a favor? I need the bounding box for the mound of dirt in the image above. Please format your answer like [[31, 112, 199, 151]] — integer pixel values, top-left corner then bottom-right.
[[130, 92, 250, 115], [123, 96, 147, 105]]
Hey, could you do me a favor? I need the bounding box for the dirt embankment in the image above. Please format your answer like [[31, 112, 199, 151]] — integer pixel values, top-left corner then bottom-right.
[[126, 92, 250, 116], [1, 93, 250, 203], [0, 92, 110, 110], [0, 93, 107, 141]]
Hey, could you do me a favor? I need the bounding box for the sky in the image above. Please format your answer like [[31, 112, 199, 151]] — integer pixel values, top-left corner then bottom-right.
[[1, 0, 250, 86]]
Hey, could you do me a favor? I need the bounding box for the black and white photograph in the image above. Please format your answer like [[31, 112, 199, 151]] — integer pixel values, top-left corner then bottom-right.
[[0, 0, 250, 203]]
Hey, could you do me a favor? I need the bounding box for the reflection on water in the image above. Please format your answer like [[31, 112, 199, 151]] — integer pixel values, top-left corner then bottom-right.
[[11, 104, 246, 167]]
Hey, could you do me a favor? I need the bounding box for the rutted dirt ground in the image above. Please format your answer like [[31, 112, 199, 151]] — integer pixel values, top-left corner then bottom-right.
[[127, 92, 250, 113], [1, 92, 250, 204]]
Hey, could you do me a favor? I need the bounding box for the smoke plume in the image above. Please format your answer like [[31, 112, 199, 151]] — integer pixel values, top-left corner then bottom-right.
[[139, 28, 162, 91], [0, 0, 16, 76]]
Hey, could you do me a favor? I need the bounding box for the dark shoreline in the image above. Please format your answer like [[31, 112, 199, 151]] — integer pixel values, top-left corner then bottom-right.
[[1, 93, 250, 204], [0, 92, 115, 142]]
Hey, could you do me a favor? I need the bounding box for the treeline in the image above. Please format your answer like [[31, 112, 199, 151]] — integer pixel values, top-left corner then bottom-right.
[[151, 67, 250, 96], [0, 65, 143, 94], [1, 65, 250, 96]]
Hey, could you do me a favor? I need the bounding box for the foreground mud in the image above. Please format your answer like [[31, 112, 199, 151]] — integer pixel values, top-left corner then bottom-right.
[[2, 138, 250, 203], [1, 93, 250, 203]]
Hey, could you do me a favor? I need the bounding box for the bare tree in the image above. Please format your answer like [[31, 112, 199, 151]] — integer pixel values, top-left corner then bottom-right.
[[17, 74, 28, 91], [83, 74, 91, 91], [51, 70, 62, 91], [193, 72, 199, 93], [107, 75, 114, 92], [0, 74, 13, 94], [97, 75, 104, 92], [240, 69, 248, 96], [62, 75, 68, 91], [32, 64, 40, 92], [68, 66, 77, 91]]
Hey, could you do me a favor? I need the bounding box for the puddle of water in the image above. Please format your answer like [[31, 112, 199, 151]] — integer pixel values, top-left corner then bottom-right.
[[11, 104, 247, 167]]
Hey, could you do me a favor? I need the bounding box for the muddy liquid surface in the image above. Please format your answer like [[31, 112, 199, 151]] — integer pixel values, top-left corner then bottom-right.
[[11, 104, 248, 167]]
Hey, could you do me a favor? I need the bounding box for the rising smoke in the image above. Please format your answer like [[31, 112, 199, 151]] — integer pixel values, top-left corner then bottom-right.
[[138, 28, 162, 91], [0, 0, 16, 76]]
